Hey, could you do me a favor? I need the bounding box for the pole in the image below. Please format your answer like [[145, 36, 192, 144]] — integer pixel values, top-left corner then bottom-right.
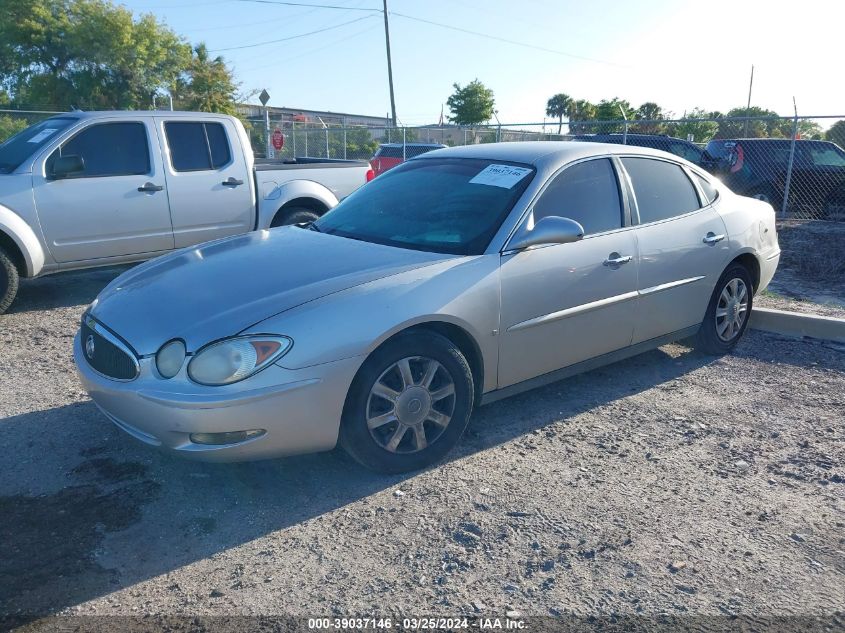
[[782, 97, 799, 218], [292, 120, 296, 157], [619, 105, 628, 145], [264, 108, 272, 159], [743, 64, 754, 138], [383, 0, 398, 128]]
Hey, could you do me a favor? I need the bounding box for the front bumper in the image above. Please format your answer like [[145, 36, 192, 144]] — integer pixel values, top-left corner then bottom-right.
[[74, 332, 362, 462]]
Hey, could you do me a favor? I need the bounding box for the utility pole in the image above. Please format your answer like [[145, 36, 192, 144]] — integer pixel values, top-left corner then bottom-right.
[[743, 64, 754, 138], [382, 0, 397, 128]]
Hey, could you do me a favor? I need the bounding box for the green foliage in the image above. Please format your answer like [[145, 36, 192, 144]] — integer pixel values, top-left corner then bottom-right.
[[631, 102, 667, 134], [668, 107, 719, 143], [595, 98, 634, 132], [447, 79, 495, 126], [0, 0, 237, 114], [0, 115, 29, 142], [568, 99, 597, 134], [796, 120, 823, 140], [715, 107, 789, 139], [545, 93, 572, 134], [826, 120, 845, 148]]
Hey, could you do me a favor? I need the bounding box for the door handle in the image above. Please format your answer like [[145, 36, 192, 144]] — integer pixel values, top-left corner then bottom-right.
[[703, 232, 726, 244], [222, 177, 244, 187], [603, 253, 633, 267], [137, 182, 163, 193]]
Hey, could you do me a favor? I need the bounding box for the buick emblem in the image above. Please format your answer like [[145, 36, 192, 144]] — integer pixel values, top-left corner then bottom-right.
[[85, 335, 96, 360]]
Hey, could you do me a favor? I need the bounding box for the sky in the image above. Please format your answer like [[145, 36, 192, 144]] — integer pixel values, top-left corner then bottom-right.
[[121, 0, 845, 126]]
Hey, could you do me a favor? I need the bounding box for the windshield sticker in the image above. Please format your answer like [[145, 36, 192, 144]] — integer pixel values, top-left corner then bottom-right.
[[27, 128, 58, 144], [469, 164, 532, 188]]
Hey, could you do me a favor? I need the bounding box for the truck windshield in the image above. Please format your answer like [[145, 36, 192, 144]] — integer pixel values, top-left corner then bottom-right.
[[0, 117, 78, 174], [314, 158, 535, 255]]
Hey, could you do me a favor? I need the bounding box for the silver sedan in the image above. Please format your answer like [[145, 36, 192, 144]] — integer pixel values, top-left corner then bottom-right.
[[74, 142, 780, 473]]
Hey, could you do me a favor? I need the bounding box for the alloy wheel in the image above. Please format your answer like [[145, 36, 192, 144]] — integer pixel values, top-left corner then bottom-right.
[[366, 356, 456, 454], [715, 277, 749, 342]]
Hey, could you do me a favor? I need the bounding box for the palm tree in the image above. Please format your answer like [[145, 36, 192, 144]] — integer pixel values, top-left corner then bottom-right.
[[546, 93, 572, 134]]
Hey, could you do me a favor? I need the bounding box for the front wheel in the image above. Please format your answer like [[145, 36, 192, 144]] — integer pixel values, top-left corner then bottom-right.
[[339, 332, 474, 474], [0, 247, 20, 315], [270, 206, 320, 227], [693, 263, 753, 355]]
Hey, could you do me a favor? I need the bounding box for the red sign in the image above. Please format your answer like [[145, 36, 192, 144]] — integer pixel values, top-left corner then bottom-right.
[[271, 128, 284, 150]]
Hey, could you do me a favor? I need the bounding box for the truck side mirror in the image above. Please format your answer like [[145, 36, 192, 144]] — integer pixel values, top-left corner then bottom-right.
[[51, 154, 84, 179]]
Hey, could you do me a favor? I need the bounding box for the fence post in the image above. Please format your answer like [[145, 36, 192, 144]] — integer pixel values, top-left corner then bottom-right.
[[305, 129, 308, 157], [619, 105, 628, 145], [264, 108, 272, 159], [781, 99, 799, 218], [343, 128, 347, 160], [463, 129, 467, 146], [402, 127, 406, 160], [292, 120, 296, 157]]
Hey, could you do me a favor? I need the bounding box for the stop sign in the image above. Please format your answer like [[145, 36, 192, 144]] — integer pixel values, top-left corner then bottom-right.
[[271, 128, 284, 150]]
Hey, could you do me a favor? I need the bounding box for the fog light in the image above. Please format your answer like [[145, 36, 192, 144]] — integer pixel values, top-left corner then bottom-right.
[[189, 429, 266, 445]]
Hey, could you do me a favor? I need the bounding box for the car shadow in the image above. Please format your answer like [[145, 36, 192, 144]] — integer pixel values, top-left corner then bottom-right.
[[7, 265, 133, 314], [0, 339, 724, 621]]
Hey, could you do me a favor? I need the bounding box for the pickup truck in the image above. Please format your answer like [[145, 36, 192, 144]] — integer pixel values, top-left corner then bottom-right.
[[0, 110, 374, 313]]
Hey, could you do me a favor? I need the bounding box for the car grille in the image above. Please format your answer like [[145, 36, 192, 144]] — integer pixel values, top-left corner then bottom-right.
[[81, 318, 139, 381]]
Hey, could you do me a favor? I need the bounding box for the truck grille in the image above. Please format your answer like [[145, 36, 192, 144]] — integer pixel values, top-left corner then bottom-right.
[[81, 318, 139, 381]]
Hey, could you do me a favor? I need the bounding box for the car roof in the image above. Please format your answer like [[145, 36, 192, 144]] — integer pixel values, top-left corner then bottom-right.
[[416, 141, 692, 170], [47, 110, 234, 120], [573, 133, 692, 143], [380, 142, 446, 148]]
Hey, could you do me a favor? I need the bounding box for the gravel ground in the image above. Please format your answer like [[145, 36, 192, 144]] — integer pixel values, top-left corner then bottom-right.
[[1, 267, 844, 628], [755, 292, 845, 320]]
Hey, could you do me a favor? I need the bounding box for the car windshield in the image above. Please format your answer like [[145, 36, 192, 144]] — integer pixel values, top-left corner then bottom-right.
[[314, 157, 535, 255], [0, 117, 78, 173]]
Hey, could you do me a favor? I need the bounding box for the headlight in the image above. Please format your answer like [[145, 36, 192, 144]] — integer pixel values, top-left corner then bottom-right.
[[156, 339, 186, 378], [187, 335, 292, 386]]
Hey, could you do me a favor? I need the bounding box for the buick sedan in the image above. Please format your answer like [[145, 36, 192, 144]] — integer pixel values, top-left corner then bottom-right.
[[75, 142, 780, 473]]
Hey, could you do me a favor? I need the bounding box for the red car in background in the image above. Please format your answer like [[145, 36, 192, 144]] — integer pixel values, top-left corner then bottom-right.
[[370, 143, 446, 177]]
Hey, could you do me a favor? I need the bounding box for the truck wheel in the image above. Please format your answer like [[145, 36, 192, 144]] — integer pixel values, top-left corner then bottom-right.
[[271, 207, 320, 227], [0, 247, 20, 315]]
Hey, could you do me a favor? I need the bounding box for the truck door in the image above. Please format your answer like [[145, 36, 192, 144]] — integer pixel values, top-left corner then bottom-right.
[[32, 118, 174, 263], [158, 119, 254, 247]]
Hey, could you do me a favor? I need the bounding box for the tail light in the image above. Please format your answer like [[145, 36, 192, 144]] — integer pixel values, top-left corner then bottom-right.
[[366, 168, 375, 182]]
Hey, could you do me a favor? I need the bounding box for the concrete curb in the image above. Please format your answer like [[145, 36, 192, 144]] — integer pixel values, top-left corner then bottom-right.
[[750, 307, 845, 343]]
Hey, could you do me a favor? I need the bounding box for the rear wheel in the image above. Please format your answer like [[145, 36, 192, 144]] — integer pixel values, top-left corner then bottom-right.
[[339, 332, 474, 474], [693, 263, 753, 355], [270, 206, 320, 227], [0, 246, 20, 315]]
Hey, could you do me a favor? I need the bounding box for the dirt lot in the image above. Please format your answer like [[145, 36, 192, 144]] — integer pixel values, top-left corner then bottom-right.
[[1, 267, 844, 629]]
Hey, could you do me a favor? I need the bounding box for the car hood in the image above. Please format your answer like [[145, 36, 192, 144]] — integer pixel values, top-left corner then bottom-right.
[[90, 227, 451, 354]]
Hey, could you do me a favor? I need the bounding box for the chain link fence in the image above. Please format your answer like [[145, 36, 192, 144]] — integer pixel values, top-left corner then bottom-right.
[[3, 108, 843, 222]]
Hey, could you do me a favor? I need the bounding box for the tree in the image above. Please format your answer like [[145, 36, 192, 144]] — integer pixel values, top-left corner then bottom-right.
[[631, 101, 667, 134], [446, 79, 495, 126], [715, 107, 789, 139], [545, 93, 572, 134], [827, 120, 845, 148], [595, 98, 634, 132], [0, 0, 195, 110], [568, 99, 597, 134], [171, 44, 238, 114], [0, 116, 28, 142], [668, 107, 719, 143]]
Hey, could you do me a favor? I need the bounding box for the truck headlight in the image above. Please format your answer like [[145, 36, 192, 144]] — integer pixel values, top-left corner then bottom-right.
[[187, 335, 292, 386]]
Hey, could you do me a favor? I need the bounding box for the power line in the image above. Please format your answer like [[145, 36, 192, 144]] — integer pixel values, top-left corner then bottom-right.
[[234, 0, 380, 11], [208, 14, 376, 51], [390, 11, 626, 67]]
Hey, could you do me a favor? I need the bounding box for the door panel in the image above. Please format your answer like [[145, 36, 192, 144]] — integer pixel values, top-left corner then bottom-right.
[[33, 119, 174, 263], [497, 230, 639, 388], [159, 119, 254, 248]]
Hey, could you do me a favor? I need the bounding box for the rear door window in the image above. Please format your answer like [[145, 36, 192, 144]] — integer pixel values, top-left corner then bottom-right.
[[622, 157, 701, 223], [165, 122, 231, 171], [533, 158, 623, 235], [51, 122, 150, 178]]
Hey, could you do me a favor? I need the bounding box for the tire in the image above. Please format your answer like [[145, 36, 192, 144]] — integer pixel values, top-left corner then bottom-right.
[[693, 263, 753, 355], [339, 331, 475, 474], [270, 207, 320, 227], [0, 247, 20, 315]]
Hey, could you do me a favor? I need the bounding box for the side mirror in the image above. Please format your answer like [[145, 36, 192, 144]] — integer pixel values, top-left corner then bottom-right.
[[51, 154, 84, 179], [508, 215, 585, 251]]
